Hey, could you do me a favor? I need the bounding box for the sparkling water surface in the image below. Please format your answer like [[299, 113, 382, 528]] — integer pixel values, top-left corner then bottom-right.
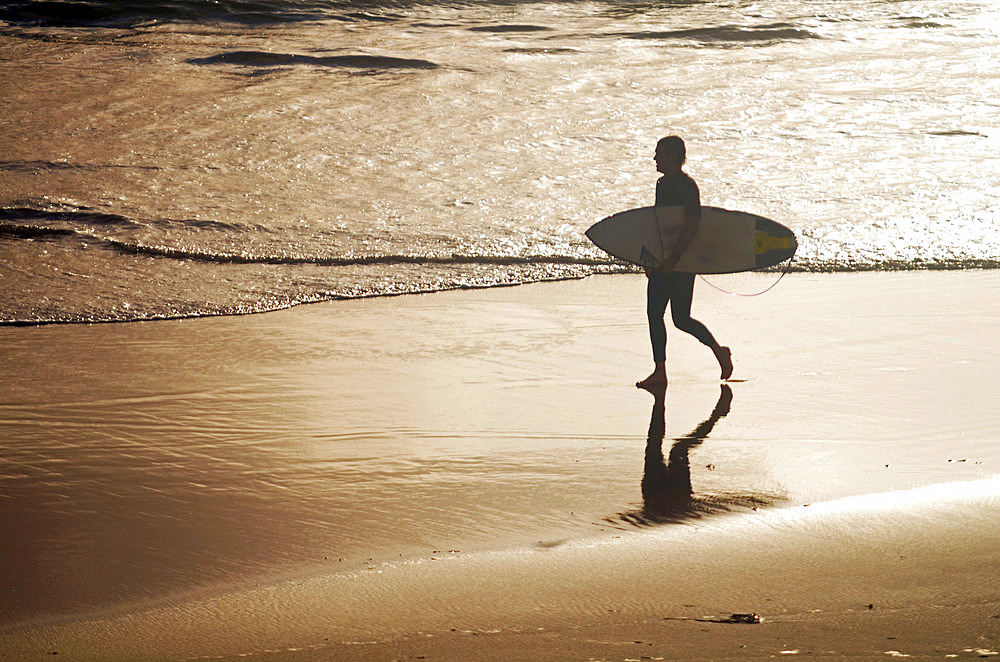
[[1, 0, 999, 323]]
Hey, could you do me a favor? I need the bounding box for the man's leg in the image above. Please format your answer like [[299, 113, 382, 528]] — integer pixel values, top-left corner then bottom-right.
[[637, 273, 669, 388], [667, 273, 733, 380]]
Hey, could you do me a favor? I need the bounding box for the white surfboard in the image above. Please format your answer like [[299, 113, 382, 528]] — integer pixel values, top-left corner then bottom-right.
[[585, 206, 796, 274]]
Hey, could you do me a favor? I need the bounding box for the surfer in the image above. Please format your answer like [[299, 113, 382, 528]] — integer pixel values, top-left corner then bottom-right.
[[636, 136, 733, 389]]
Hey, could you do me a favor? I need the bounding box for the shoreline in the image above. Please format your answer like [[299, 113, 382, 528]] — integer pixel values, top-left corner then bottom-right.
[[5, 260, 999, 327], [2, 271, 1000, 659]]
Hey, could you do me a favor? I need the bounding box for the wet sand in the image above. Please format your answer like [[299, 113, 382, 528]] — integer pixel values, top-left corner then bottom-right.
[[2, 271, 1000, 659]]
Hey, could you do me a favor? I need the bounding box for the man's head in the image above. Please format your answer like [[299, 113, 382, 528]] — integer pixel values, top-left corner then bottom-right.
[[655, 135, 687, 174]]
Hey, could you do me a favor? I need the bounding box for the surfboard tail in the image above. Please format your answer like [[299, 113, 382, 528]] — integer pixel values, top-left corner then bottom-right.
[[753, 217, 797, 268]]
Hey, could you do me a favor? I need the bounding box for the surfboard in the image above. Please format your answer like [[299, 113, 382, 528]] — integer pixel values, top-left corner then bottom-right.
[[585, 206, 796, 274]]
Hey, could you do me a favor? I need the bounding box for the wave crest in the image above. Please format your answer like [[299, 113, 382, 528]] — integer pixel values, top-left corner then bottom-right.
[[187, 51, 439, 71]]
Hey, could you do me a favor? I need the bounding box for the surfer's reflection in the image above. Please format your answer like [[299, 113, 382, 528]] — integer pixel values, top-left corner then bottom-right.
[[617, 384, 774, 526]]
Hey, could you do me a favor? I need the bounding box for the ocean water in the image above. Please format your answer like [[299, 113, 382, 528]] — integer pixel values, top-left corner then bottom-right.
[[1, 0, 999, 324]]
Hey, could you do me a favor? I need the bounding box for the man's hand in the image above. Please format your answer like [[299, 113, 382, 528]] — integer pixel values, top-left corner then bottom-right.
[[656, 254, 679, 275]]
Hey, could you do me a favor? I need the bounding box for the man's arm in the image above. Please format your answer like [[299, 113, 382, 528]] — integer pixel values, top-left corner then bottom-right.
[[657, 211, 700, 274]]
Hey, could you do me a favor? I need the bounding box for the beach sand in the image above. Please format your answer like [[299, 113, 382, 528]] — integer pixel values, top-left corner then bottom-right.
[[2, 271, 1000, 660]]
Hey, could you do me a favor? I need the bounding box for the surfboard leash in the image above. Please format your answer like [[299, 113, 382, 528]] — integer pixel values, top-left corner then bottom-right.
[[697, 254, 795, 297]]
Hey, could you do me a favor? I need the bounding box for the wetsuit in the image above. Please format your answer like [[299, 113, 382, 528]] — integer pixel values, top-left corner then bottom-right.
[[647, 171, 718, 363]]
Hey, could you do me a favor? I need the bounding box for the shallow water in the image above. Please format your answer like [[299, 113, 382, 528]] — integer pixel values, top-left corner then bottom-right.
[[2, 272, 999, 626], [2, 0, 999, 323]]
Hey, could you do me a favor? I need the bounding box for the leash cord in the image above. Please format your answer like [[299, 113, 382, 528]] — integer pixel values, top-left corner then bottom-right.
[[697, 255, 796, 297]]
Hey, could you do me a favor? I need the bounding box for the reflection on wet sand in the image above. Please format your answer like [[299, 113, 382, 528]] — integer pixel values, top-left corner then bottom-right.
[[616, 384, 777, 527]]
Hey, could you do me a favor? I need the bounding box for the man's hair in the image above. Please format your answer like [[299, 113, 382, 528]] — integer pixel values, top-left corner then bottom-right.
[[657, 135, 687, 165]]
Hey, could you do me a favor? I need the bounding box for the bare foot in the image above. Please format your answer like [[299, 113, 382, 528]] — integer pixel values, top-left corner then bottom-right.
[[636, 367, 667, 391], [714, 345, 733, 380]]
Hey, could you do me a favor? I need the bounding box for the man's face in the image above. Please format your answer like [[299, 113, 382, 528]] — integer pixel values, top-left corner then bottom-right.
[[654, 146, 681, 174]]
